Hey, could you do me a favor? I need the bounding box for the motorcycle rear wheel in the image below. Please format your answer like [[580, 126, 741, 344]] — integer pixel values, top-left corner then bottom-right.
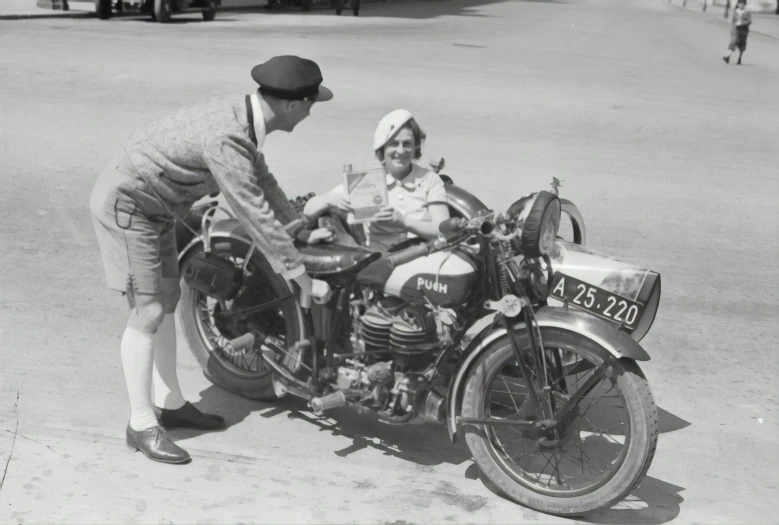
[[461, 327, 657, 515], [176, 238, 307, 400]]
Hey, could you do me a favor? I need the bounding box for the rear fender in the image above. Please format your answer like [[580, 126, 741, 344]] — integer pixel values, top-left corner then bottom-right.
[[177, 218, 250, 265], [446, 306, 650, 443]]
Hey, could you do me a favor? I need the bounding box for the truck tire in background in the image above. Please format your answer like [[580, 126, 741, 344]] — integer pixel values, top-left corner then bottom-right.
[[202, 0, 217, 20], [154, 0, 172, 22], [95, 0, 112, 18]]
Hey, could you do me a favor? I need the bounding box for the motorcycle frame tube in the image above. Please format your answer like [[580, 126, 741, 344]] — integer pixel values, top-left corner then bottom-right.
[[446, 306, 650, 443]]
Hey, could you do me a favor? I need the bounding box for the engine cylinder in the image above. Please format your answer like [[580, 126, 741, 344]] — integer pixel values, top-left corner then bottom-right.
[[358, 302, 439, 371]]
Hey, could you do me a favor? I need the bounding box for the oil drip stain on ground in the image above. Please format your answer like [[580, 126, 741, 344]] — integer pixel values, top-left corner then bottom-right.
[[433, 481, 488, 513], [354, 479, 377, 490]]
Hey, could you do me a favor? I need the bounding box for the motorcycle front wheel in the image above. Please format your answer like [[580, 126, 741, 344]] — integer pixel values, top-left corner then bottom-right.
[[176, 238, 307, 400], [461, 327, 657, 515]]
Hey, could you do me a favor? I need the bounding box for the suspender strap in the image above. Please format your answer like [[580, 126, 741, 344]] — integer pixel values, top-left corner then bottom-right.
[[246, 94, 257, 146]]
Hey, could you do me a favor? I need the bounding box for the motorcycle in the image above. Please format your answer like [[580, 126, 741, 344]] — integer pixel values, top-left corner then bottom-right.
[[174, 161, 661, 515]]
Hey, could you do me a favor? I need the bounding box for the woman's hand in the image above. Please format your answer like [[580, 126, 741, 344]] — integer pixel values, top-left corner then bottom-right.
[[373, 206, 406, 228], [306, 227, 335, 244], [326, 193, 353, 214]]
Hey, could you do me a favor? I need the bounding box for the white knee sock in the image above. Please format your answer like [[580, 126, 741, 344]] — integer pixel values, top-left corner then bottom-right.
[[152, 314, 187, 410], [121, 325, 158, 431]]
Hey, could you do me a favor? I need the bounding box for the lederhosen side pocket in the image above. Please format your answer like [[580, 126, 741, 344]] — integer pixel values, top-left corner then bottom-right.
[[114, 198, 137, 230]]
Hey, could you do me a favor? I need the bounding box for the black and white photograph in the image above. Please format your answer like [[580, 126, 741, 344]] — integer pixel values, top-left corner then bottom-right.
[[0, 0, 777, 523]]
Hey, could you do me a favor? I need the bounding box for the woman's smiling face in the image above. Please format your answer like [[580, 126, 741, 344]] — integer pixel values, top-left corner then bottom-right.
[[382, 126, 416, 178]]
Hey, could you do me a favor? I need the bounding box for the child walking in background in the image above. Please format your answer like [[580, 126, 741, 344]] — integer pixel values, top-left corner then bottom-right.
[[723, 0, 752, 65]]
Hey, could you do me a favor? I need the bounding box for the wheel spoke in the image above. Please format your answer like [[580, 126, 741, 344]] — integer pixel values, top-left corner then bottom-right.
[[573, 442, 605, 475], [498, 374, 521, 414], [535, 452, 555, 484], [490, 399, 522, 411], [552, 452, 564, 487]]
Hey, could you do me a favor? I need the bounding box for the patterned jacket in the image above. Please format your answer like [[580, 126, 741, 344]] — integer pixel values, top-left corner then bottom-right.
[[119, 93, 305, 279]]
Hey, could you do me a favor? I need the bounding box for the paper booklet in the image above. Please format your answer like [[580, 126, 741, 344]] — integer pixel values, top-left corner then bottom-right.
[[343, 163, 388, 224]]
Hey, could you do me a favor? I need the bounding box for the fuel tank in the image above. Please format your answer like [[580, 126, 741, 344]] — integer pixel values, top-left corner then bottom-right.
[[383, 250, 479, 307], [547, 240, 661, 342]]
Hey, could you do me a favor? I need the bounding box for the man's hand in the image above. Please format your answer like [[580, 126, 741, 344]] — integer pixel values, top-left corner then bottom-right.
[[373, 206, 406, 228]]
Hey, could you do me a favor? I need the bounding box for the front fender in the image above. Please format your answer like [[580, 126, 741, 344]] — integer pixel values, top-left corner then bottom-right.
[[447, 306, 650, 443], [560, 198, 586, 246], [445, 183, 489, 220]]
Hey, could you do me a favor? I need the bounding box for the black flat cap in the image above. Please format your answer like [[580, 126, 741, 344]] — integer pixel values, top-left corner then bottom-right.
[[251, 55, 333, 102]]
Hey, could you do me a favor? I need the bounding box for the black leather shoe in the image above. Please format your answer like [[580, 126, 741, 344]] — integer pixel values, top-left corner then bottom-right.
[[126, 425, 191, 464], [155, 401, 226, 431]]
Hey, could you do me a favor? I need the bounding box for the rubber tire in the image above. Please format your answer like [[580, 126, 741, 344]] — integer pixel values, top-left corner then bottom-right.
[[461, 328, 658, 516], [519, 190, 559, 258], [154, 0, 172, 22], [176, 239, 307, 400], [202, 0, 216, 20], [95, 0, 112, 19]]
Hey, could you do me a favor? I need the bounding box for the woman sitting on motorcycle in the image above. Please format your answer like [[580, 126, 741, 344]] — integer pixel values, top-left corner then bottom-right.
[[303, 109, 450, 252]]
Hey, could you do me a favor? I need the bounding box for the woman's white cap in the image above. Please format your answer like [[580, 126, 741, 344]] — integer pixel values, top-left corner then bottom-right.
[[373, 109, 414, 152]]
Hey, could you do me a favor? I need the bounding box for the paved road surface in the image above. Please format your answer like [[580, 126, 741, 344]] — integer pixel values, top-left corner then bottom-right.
[[1, 0, 777, 523]]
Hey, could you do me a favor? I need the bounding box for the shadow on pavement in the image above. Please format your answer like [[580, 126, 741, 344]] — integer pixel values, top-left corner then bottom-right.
[[247, 1, 510, 19], [121, 16, 241, 23], [285, 398, 474, 467], [334, 0, 568, 19], [658, 407, 691, 434], [171, 383, 472, 467], [161, 0, 567, 21], [165, 384, 275, 440], [464, 463, 685, 524], [583, 477, 686, 524], [178, 387, 688, 521]]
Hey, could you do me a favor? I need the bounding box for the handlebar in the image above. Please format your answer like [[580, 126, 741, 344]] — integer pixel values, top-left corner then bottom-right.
[[438, 215, 520, 242]]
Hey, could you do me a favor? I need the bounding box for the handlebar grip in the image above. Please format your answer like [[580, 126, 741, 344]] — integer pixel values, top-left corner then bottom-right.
[[385, 242, 431, 267]]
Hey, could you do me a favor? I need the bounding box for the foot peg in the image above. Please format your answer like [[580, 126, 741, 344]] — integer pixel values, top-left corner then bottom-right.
[[310, 391, 346, 414]]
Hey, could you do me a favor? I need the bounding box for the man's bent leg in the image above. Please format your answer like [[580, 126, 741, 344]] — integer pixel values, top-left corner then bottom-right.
[[152, 278, 187, 410], [152, 277, 226, 431]]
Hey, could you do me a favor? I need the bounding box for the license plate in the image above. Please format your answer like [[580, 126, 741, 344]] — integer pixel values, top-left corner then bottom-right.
[[550, 272, 644, 330]]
